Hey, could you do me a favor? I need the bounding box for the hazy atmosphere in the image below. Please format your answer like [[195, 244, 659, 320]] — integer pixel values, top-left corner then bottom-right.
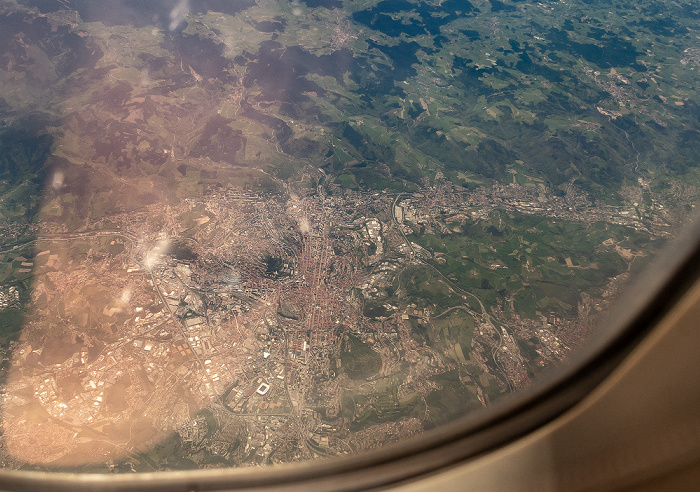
[[0, 0, 698, 472]]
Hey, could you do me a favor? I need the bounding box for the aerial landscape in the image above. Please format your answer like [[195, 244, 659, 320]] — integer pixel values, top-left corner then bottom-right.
[[0, 0, 698, 472]]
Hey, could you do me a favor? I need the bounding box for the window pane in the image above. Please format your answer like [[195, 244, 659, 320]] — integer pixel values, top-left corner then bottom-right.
[[0, 0, 697, 472]]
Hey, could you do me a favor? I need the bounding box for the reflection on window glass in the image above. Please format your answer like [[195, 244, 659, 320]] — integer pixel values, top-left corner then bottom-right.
[[0, 0, 697, 472]]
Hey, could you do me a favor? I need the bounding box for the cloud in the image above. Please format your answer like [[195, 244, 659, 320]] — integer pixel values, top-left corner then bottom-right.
[[51, 171, 65, 189], [169, 0, 190, 31]]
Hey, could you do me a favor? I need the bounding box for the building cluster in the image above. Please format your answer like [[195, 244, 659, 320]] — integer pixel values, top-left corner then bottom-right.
[[0, 174, 678, 468]]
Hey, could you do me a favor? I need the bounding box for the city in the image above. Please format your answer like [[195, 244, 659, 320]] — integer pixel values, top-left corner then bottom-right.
[[0, 174, 673, 469]]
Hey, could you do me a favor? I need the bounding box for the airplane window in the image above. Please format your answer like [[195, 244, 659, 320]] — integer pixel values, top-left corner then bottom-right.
[[0, 0, 698, 487]]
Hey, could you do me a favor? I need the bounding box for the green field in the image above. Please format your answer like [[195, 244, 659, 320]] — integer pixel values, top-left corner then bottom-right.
[[340, 334, 382, 381], [409, 209, 653, 319]]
